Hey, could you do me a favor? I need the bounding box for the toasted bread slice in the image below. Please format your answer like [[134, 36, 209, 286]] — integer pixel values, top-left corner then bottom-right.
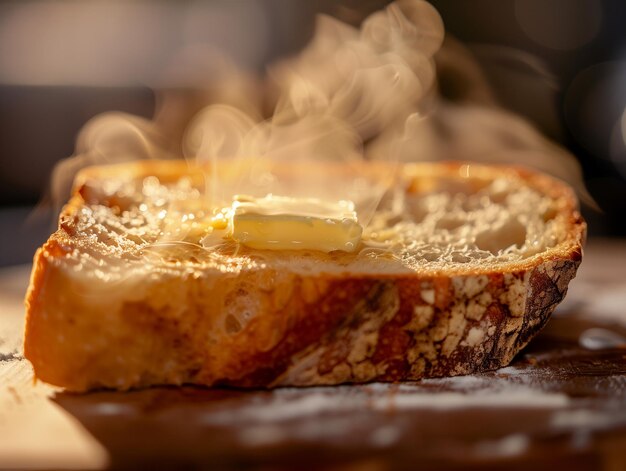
[[24, 160, 585, 391]]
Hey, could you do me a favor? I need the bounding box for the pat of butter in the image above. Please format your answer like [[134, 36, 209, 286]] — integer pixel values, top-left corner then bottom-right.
[[231, 195, 362, 252]]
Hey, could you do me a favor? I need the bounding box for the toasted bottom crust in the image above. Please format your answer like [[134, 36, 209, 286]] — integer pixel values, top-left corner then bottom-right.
[[24, 240, 581, 391]]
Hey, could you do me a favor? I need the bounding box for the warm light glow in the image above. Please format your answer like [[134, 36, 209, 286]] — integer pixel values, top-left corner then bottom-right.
[[48, 0, 594, 241]]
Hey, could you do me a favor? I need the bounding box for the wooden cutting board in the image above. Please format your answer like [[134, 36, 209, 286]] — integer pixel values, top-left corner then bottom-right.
[[1, 240, 625, 470]]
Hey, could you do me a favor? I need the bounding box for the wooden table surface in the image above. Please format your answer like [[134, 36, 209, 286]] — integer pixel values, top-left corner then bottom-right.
[[1, 239, 625, 471]]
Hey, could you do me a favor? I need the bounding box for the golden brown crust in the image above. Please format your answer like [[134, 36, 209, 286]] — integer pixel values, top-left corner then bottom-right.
[[23, 160, 585, 391]]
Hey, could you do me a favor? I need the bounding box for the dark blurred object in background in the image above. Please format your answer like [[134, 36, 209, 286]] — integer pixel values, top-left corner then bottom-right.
[[0, 0, 316, 208], [427, 0, 626, 237], [1, 0, 625, 266]]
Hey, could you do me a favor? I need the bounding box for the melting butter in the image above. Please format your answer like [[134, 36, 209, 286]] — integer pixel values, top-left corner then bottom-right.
[[203, 194, 363, 253]]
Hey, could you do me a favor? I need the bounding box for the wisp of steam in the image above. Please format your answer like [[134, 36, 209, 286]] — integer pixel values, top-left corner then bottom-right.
[[51, 0, 592, 232]]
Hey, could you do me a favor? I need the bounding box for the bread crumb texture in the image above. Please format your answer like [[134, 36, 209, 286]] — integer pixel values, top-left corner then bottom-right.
[[24, 161, 585, 390]]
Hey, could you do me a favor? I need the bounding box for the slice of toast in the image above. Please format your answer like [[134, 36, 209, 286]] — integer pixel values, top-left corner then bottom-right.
[[24, 160, 585, 391]]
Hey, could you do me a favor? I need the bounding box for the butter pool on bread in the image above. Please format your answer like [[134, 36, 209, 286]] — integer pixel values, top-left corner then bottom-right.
[[24, 160, 585, 391]]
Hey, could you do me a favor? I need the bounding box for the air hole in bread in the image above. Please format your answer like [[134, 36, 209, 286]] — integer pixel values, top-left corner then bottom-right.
[[435, 216, 464, 231], [451, 252, 471, 263], [543, 206, 557, 222], [421, 252, 440, 262], [224, 314, 242, 334], [475, 218, 526, 255]]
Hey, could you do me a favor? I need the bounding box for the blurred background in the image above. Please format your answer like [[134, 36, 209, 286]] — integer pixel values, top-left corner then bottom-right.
[[1, 0, 625, 266]]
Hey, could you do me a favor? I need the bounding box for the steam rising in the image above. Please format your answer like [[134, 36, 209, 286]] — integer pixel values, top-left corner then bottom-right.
[[52, 0, 592, 229], [180, 0, 444, 225], [51, 112, 175, 214]]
